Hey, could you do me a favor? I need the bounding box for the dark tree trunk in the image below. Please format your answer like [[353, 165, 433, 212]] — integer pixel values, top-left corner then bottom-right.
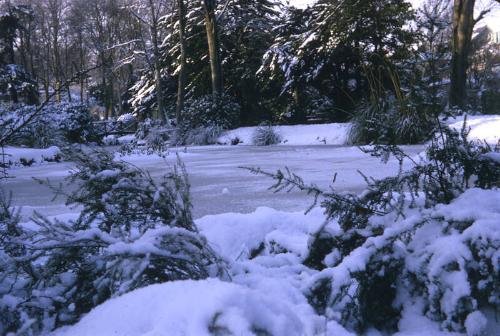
[[449, 0, 475, 108], [149, 0, 166, 123], [202, 0, 223, 97], [176, 0, 187, 123]]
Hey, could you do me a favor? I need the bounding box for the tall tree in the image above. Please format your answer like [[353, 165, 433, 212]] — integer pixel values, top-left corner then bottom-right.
[[175, 0, 187, 122], [449, 0, 475, 108], [449, 0, 499, 108], [147, 0, 167, 122], [202, 0, 223, 97]]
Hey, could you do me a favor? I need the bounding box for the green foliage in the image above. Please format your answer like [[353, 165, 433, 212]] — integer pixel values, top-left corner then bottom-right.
[[260, 0, 415, 122], [349, 94, 436, 144]]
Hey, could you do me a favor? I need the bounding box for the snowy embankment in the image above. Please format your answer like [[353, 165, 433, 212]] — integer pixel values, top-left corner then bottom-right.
[[447, 114, 500, 145], [53, 188, 500, 336], [218, 114, 500, 146], [218, 123, 352, 145], [1, 146, 61, 167]]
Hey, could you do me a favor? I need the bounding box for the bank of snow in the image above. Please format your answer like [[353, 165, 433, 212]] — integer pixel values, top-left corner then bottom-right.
[[218, 123, 351, 146], [447, 114, 500, 145], [1, 146, 61, 167], [218, 114, 500, 147], [52, 279, 316, 336]]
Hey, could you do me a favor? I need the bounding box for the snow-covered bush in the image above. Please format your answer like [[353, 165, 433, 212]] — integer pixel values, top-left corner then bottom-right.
[[0, 148, 225, 334], [349, 94, 436, 145], [3, 103, 99, 148], [249, 120, 499, 333], [174, 94, 239, 146], [173, 124, 224, 146], [0, 64, 39, 105], [252, 122, 282, 146], [120, 118, 170, 156]]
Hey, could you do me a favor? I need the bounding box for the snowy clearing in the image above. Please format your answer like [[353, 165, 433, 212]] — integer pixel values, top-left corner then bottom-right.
[[1, 146, 61, 167], [2, 118, 499, 336]]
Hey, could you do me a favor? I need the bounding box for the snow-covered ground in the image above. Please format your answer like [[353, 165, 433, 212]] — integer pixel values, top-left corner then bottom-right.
[[52, 188, 500, 336], [217, 115, 500, 147], [1, 146, 61, 167], [2, 116, 499, 335], [218, 122, 351, 146], [447, 114, 500, 145]]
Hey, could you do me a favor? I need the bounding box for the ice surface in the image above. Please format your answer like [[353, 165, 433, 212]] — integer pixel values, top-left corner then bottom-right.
[[3, 145, 424, 220]]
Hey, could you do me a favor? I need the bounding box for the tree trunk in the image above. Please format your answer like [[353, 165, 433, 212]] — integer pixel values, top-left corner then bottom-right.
[[293, 86, 306, 123], [449, 0, 475, 108], [79, 34, 85, 103], [202, 0, 223, 97], [176, 0, 187, 123], [149, 0, 166, 123]]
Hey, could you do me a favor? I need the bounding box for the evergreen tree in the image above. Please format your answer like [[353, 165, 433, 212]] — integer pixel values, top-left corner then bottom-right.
[[261, 0, 415, 122], [219, 0, 280, 124], [0, 3, 38, 105]]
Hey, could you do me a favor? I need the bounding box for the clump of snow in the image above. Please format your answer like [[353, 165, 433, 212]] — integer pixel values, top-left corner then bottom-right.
[[197, 207, 326, 261], [219, 123, 351, 146], [52, 279, 312, 336], [1, 146, 61, 167], [464, 311, 487, 336]]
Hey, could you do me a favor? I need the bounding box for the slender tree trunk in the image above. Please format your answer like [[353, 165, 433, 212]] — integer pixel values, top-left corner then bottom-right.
[[449, 0, 475, 108], [78, 31, 85, 102], [176, 0, 187, 123], [203, 0, 223, 97], [101, 53, 112, 119], [107, 65, 115, 119], [149, 0, 166, 123], [293, 86, 306, 123]]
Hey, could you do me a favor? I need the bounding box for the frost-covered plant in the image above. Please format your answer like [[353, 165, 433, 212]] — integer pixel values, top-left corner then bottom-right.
[[0, 148, 225, 334], [173, 124, 224, 146], [0, 64, 39, 105], [349, 64, 438, 145], [247, 120, 499, 333], [252, 122, 282, 146], [120, 119, 170, 156], [349, 94, 436, 145], [4, 103, 99, 148], [174, 94, 239, 146], [180, 94, 240, 131]]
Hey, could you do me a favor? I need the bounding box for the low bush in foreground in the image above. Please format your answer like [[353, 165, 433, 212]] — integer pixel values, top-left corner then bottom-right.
[[0, 148, 225, 334], [249, 120, 499, 334]]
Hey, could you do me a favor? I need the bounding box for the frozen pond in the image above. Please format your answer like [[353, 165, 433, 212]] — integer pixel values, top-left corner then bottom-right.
[[2, 145, 424, 219]]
